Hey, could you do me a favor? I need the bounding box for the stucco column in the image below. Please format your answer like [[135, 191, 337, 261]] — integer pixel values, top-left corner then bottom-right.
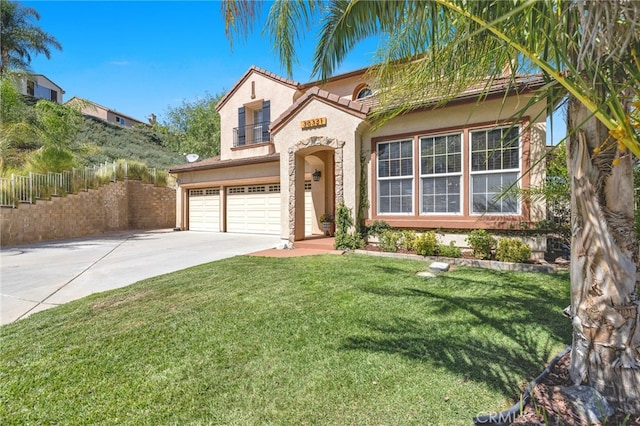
[[293, 153, 306, 241]]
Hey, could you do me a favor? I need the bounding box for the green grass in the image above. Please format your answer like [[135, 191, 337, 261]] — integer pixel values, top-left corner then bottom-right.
[[0, 255, 570, 425]]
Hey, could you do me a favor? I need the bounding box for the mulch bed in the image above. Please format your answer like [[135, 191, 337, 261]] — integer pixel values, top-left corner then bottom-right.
[[510, 352, 640, 425]]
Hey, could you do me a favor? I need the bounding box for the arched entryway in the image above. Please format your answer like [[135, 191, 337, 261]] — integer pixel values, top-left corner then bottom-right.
[[287, 136, 345, 243]]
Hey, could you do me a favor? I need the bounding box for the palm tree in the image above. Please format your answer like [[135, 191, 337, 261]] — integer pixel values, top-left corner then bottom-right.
[[223, 0, 640, 413], [0, 0, 62, 74]]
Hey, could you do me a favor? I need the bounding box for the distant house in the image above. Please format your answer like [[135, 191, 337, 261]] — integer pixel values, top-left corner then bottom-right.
[[17, 74, 65, 103], [65, 97, 146, 128], [169, 65, 548, 246]]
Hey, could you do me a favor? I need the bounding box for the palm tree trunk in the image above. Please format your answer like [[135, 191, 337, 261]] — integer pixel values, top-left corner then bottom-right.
[[567, 97, 640, 414]]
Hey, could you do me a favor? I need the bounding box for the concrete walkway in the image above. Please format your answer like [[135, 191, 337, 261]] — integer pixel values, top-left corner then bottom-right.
[[0, 229, 282, 325], [249, 237, 342, 257]]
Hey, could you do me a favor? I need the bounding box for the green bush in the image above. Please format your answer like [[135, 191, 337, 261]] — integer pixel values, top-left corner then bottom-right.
[[399, 230, 417, 251], [367, 220, 391, 236], [413, 231, 438, 256], [437, 242, 461, 258], [466, 230, 496, 260], [379, 230, 401, 252], [334, 203, 364, 250], [495, 238, 532, 263]]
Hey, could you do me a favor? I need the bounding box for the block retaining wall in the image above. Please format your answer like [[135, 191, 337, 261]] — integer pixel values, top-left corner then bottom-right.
[[0, 180, 175, 247]]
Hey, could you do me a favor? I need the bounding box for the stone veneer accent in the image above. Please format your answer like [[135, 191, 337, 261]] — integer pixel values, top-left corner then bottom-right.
[[288, 136, 345, 243], [0, 180, 175, 247]]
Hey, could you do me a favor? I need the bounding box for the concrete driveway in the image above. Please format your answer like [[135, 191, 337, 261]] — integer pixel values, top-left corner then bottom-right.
[[0, 229, 282, 325]]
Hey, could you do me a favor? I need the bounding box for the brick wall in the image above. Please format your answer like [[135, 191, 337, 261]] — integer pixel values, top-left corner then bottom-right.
[[0, 180, 176, 247]]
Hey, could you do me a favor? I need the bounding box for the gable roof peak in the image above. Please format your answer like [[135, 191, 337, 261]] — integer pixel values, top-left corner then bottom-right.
[[215, 65, 300, 111]]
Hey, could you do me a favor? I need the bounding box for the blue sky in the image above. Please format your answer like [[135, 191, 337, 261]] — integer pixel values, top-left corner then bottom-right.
[[24, 0, 378, 123], [24, 0, 564, 144]]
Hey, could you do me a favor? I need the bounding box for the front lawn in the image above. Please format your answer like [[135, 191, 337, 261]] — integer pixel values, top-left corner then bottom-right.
[[0, 254, 570, 425]]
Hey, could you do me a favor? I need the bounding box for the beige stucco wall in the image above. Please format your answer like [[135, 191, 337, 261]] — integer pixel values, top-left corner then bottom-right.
[[176, 161, 280, 187], [218, 72, 298, 161], [272, 98, 367, 241], [528, 121, 547, 222], [0, 181, 175, 247], [372, 95, 546, 138]]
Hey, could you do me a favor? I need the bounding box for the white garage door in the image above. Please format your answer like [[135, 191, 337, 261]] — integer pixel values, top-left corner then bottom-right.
[[227, 184, 281, 235], [189, 188, 220, 232], [226, 183, 313, 236]]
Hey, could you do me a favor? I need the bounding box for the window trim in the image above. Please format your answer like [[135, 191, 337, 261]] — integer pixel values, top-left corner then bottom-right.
[[419, 132, 463, 215], [468, 125, 522, 216], [376, 139, 414, 215]]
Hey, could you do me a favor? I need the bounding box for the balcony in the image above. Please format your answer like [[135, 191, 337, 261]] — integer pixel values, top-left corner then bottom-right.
[[233, 121, 271, 147]]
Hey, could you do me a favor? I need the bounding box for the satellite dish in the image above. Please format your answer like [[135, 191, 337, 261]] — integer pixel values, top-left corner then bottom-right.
[[185, 153, 199, 163]]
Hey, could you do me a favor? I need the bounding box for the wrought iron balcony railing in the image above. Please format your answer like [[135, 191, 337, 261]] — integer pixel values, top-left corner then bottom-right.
[[233, 121, 271, 147]]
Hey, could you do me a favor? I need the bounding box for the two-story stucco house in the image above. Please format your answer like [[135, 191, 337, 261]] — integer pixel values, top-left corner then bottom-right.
[[17, 74, 65, 103], [169, 65, 547, 247]]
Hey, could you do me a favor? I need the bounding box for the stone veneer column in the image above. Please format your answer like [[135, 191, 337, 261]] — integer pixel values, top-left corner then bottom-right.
[[287, 136, 345, 243]]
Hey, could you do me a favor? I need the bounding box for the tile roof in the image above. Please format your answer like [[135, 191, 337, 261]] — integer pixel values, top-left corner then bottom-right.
[[270, 86, 371, 133], [169, 152, 280, 173], [360, 74, 546, 111]]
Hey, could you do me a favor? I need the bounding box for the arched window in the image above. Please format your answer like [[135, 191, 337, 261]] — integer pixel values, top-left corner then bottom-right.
[[356, 87, 372, 99], [353, 84, 372, 100]]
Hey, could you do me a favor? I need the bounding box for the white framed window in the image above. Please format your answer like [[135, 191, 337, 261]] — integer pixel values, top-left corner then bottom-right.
[[377, 139, 413, 214], [470, 126, 520, 214], [419, 133, 462, 214]]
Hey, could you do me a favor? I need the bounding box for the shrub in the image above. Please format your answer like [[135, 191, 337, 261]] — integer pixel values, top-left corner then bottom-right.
[[466, 230, 496, 260], [367, 220, 391, 236], [379, 230, 401, 252], [495, 238, 532, 263], [413, 231, 438, 256], [399, 230, 417, 251], [334, 203, 364, 250], [437, 242, 461, 258]]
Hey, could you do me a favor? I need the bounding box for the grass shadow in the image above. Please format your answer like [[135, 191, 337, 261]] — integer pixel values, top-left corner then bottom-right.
[[346, 268, 571, 399]]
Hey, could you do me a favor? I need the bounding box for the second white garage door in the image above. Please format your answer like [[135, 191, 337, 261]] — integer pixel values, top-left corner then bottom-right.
[[227, 184, 281, 235], [226, 183, 313, 236]]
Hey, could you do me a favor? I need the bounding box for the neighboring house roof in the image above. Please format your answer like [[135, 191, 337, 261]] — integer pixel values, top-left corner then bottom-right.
[[270, 86, 371, 133], [215, 65, 300, 112], [65, 96, 145, 124], [169, 153, 280, 174], [27, 74, 65, 93]]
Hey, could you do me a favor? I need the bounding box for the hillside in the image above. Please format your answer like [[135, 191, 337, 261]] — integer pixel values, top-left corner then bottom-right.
[[73, 116, 186, 170]]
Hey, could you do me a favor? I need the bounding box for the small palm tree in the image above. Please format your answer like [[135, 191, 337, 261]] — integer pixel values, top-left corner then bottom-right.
[[0, 0, 62, 74]]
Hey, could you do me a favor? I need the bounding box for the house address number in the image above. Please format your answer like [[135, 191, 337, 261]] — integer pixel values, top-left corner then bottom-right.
[[300, 117, 327, 129]]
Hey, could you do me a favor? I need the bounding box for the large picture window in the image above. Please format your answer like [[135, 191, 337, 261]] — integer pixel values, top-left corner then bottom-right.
[[420, 133, 462, 213], [377, 140, 413, 214], [470, 126, 520, 214]]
